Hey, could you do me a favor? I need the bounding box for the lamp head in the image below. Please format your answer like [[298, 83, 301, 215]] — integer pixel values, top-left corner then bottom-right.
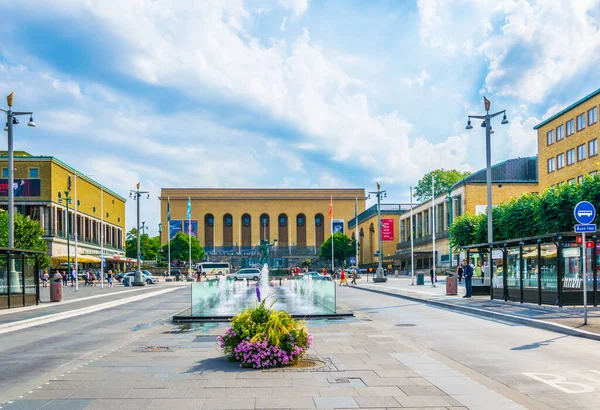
[[490, 127, 495, 134], [27, 116, 36, 127], [12, 117, 19, 125], [465, 119, 473, 130], [3, 123, 7, 132], [501, 113, 509, 125], [146, 194, 150, 199], [481, 121, 486, 128]]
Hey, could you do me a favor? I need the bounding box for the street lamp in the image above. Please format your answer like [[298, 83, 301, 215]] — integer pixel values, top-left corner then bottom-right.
[[58, 191, 73, 283], [1, 92, 36, 258], [129, 184, 149, 286], [140, 221, 147, 260], [465, 97, 509, 279], [445, 192, 459, 271], [367, 183, 387, 282]]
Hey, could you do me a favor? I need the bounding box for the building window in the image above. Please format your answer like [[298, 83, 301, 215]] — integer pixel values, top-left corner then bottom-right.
[[243, 216, 250, 227], [577, 144, 586, 161], [297, 215, 304, 226], [556, 124, 564, 141], [567, 149, 575, 165], [589, 107, 598, 125], [279, 216, 286, 227], [578, 175, 584, 184], [225, 215, 232, 227], [568, 178, 576, 185], [547, 158, 555, 173], [207, 216, 214, 227], [315, 216, 322, 227], [547, 129, 554, 145], [557, 153, 565, 169], [591, 171, 598, 176], [589, 139, 598, 157], [29, 168, 39, 178], [567, 119, 575, 136], [1, 168, 7, 178], [577, 113, 586, 131]]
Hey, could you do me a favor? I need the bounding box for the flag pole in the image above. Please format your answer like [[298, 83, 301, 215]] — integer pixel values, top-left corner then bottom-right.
[[330, 196, 334, 273], [355, 197, 359, 268], [167, 197, 171, 278], [432, 178, 436, 287], [188, 196, 192, 279]]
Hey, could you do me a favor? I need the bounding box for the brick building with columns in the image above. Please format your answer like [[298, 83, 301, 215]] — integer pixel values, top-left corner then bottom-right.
[[0, 151, 127, 269]]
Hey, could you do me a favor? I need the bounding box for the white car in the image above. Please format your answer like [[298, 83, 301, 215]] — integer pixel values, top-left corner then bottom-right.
[[123, 271, 159, 284], [231, 268, 261, 281]]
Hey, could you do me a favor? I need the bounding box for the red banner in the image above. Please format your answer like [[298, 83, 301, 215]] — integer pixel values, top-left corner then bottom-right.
[[380, 218, 395, 241]]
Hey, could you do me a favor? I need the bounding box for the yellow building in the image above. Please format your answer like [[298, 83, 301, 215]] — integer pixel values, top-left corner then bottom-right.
[[159, 188, 365, 259], [0, 151, 127, 268], [396, 157, 539, 272], [535, 87, 600, 188], [348, 204, 407, 266]]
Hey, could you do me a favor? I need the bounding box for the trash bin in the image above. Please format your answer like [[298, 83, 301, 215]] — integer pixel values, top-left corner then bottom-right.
[[123, 276, 131, 287], [446, 274, 458, 295], [50, 273, 63, 302], [416, 273, 424, 285]]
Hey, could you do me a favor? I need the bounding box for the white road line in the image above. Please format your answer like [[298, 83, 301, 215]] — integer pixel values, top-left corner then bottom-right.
[[0, 287, 180, 335]]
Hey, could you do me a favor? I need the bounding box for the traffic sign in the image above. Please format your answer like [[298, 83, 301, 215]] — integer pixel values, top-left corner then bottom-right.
[[575, 224, 597, 233], [349, 257, 356, 264], [574, 201, 596, 224], [587, 241, 595, 249]]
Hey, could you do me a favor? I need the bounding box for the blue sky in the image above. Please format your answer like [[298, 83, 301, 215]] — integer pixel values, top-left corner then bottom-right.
[[2, 0, 600, 235]]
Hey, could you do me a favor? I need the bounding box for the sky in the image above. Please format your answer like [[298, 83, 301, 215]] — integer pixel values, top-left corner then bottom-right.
[[2, 0, 600, 235]]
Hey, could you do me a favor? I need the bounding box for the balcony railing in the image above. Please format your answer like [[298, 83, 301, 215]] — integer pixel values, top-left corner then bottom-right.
[[43, 230, 124, 251]]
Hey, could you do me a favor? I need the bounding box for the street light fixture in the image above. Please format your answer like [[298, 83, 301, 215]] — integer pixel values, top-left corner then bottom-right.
[[465, 96, 509, 281], [129, 184, 149, 286], [367, 184, 387, 283], [1, 92, 36, 259]]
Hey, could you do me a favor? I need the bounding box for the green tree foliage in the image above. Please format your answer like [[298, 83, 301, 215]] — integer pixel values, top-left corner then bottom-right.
[[449, 175, 600, 249], [0, 210, 50, 268], [414, 169, 471, 203], [161, 232, 204, 262], [319, 233, 356, 266], [125, 229, 161, 261]]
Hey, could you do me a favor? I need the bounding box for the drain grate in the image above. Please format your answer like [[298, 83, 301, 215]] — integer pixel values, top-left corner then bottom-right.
[[263, 356, 338, 372], [193, 336, 218, 342], [395, 324, 416, 327], [135, 346, 172, 353]]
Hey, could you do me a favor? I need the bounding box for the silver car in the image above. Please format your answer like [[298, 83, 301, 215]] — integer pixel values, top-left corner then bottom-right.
[[123, 271, 159, 284], [231, 268, 261, 281]]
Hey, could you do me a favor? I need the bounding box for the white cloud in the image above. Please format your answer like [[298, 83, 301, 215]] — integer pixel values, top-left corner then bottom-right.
[[279, 0, 309, 17], [505, 115, 540, 158], [402, 71, 430, 88], [280, 16, 287, 32]]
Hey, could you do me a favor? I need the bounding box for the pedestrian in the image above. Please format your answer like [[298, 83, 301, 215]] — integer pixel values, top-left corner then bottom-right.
[[429, 267, 435, 286], [84, 270, 90, 287], [107, 270, 113, 288], [462, 259, 473, 298], [456, 263, 464, 284], [71, 267, 77, 287], [41, 270, 48, 287], [339, 269, 347, 286], [61, 270, 68, 287], [351, 268, 357, 285]]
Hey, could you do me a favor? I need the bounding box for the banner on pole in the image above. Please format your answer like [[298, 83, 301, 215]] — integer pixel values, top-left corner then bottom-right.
[[380, 218, 395, 241], [169, 220, 182, 239]]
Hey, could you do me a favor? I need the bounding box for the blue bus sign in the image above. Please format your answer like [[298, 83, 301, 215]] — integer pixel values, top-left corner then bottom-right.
[[574, 201, 596, 225]]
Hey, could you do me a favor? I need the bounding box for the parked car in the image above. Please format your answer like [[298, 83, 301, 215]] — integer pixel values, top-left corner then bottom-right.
[[230, 268, 261, 281], [303, 271, 333, 281], [344, 266, 362, 279], [119, 270, 159, 284]]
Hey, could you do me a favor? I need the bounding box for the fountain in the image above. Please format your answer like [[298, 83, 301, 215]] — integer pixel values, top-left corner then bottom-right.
[[175, 264, 350, 321]]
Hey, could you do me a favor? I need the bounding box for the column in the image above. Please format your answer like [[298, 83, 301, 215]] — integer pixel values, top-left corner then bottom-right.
[[39, 206, 45, 232]]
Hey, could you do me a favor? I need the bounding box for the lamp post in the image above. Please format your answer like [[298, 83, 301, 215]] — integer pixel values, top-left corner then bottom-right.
[[140, 221, 147, 261], [58, 191, 73, 283], [445, 191, 459, 271], [157, 223, 162, 265], [466, 97, 508, 280], [2, 92, 36, 259], [129, 185, 149, 286], [368, 184, 387, 282]]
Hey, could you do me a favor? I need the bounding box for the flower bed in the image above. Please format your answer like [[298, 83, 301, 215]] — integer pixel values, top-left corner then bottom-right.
[[218, 298, 312, 369]]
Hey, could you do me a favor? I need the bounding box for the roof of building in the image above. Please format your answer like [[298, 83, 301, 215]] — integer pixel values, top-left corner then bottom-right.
[[160, 188, 366, 200], [0, 151, 127, 202], [534, 86, 600, 130], [348, 203, 409, 229], [450, 156, 538, 190]]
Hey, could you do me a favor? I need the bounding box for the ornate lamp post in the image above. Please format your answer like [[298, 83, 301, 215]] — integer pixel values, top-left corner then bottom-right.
[[129, 184, 149, 286], [368, 183, 387, 282]]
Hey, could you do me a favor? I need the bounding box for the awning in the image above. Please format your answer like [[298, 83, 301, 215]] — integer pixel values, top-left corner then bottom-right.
[[51, 255, 102, 263]]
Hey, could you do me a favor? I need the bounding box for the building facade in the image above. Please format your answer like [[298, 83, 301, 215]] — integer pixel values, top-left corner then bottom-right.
[[395, 157, 539, 272], [159, 188, 366, 257], [348, 204, 408, 266], [0, 152, 126, 268], [535, 87, 600, 188]]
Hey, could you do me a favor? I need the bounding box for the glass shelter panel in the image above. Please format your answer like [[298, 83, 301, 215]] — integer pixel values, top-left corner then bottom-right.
[[506, 247, 521, 289], [522, 245, 539, 289], [562, 246, 582, 290], [540, 244, 558, 291]]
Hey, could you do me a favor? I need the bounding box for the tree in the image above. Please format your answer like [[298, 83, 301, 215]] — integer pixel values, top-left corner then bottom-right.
[[0, 210, 50, 268], [319, 233, 356, 266], [414, 169, 471, 203], [125, 229, 161, 261], [162, 232, 204, 262]]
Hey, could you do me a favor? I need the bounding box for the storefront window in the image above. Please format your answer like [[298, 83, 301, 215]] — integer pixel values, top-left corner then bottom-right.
[[540, 244, 557, 291], [506, 247, 520, 288], [562, 245, 582, 289], [522, 245, 538, 288]]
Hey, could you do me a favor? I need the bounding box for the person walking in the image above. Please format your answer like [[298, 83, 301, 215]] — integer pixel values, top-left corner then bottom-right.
[[107, 270, 114, 288], [462, 259, 473, 298], [351, 267, 358, 285], [339, 269, 347, 286], [41, 270, 49, 287], [456, 263, 464, 284], [61, 270, 68, 287]]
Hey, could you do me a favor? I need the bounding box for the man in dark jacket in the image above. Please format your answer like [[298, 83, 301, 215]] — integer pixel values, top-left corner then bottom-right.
[[462, 259, 473, 298]]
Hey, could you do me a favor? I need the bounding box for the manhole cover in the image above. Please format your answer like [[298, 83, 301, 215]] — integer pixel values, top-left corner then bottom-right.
[[395, 324, 416, 327], [263, 356, 338, 372], [135, 346, 172, 352]]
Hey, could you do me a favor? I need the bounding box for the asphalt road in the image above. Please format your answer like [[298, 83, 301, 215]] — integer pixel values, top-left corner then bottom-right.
[[338, 285, 600, 409], [0, 286, 190, 399]]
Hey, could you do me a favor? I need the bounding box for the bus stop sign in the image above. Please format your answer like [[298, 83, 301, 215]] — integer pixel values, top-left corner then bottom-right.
[[574, 201, 596, 224]]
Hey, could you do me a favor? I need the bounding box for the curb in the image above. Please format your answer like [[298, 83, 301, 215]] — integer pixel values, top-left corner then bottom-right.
[[352, 285, 600, 342]]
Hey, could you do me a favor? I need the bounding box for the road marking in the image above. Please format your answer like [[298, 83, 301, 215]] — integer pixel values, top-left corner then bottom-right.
[[523, 373, 595, 394], [0, 287, 180, 335]]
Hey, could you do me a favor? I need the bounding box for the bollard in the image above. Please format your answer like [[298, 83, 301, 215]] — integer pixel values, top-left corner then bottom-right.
[[279, 277, 282, 286]]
